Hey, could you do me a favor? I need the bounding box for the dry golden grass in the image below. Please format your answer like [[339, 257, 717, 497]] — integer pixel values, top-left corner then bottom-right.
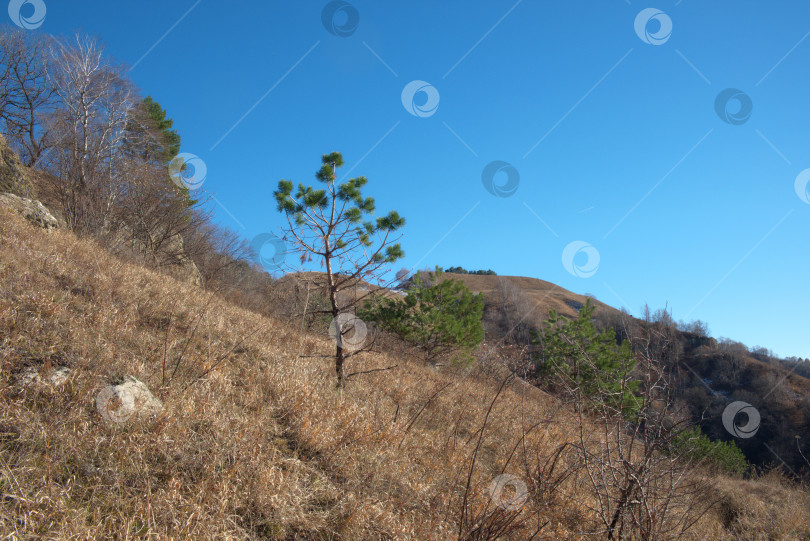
[[434, 273, 616, 321], [1, 207, 809, 540]]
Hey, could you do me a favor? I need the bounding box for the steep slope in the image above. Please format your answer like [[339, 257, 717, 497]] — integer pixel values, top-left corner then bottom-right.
[[672, 332, 810, 476], [1, 208, 809, 539], [0, 207, 564, 538]]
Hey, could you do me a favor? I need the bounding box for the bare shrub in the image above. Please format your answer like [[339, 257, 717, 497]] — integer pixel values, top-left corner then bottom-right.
[[493, 276, 537, 346], [534, 311, 717, 540]]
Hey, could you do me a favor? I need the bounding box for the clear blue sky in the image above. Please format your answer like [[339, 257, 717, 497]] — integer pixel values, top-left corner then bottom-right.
[[30, 0, 810, 359]]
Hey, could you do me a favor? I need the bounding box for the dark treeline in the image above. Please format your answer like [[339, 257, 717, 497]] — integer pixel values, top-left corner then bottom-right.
[[442, 266, 496, 275]]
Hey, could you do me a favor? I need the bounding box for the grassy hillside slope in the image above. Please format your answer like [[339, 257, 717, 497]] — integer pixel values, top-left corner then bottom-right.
[[436, 273, 611, 321], [1, 208, 809, 539]]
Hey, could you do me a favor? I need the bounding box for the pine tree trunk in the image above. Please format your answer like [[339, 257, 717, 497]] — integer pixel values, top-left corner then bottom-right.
[[325, 251, 345, 388], [335, 344, 345, 388]]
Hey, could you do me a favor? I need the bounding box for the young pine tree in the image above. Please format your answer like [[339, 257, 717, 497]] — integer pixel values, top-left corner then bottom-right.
[[534, 300, 639, 416], [360, 268, 485, 364], [274, 152, 405, 387]]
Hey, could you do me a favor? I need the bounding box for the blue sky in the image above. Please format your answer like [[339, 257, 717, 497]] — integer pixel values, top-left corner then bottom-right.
[[25, 0, 810, 359]]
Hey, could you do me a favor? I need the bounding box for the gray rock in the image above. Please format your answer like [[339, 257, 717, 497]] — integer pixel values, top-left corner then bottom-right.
[[0, 192, 58, 230], [162, 232, 202, 286], [95, 376, 162, 424], [0, 135, 35, 198], [19, 366, 71, 387], [49, 366, 71, 385]]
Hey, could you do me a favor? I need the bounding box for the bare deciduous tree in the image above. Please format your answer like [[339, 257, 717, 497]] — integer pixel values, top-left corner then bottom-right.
[[181, 214, 254, 288], [0, 27, 56, 166], [109, 156, 207, 265], [494, 277, 536, 346], [43, 34, 136, 234]]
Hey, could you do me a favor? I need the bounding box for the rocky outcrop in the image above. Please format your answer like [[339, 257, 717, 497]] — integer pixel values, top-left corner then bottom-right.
[[0, 135, 35, 198], [0, 192, 58, 230], [161, 231, 203, 286], [95, 376, 162, 424]]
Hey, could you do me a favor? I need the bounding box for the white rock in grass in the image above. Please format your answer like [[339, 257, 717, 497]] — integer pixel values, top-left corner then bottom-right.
[[19, 366, 71, 387], [49, 367, 71, 385], [96, 376, 162, 424], [0, 193, 58, 230]]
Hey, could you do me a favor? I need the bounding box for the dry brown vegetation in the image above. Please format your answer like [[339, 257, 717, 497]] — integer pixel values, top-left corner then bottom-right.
[[433, 274, 613, 323], [2, 209, 810, 539]]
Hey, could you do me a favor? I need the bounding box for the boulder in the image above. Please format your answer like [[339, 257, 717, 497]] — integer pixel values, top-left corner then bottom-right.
[[0, 135, 35, 198], [0, 192, 58, 230], [95, 376, 162, 424]]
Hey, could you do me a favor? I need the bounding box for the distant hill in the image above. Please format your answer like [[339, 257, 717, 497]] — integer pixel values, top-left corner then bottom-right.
[[432, 272, 615, 319], [435, 273, 810, 478]]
